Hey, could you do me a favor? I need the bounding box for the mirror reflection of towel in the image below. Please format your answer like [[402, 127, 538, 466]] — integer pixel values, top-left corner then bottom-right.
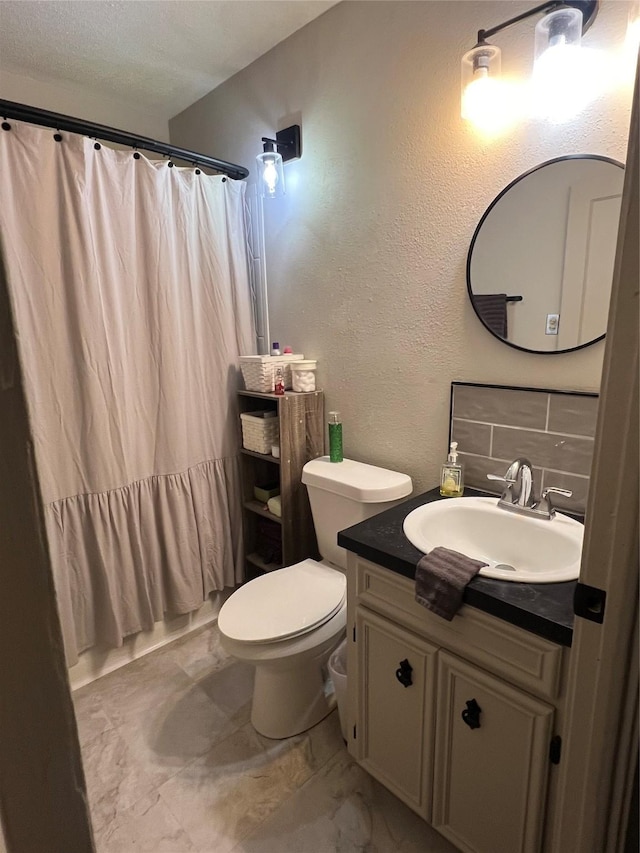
[[474, 293, 508, 338]]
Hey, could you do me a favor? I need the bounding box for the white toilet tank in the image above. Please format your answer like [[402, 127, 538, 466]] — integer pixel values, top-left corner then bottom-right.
[[302, 456, 412, 569]]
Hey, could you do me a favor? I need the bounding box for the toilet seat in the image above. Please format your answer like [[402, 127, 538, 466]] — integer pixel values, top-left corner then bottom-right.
[[218, 559, 345, 644]]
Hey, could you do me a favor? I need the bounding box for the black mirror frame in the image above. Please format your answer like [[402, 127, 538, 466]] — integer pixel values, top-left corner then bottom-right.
[[466, 154, 624, 355]]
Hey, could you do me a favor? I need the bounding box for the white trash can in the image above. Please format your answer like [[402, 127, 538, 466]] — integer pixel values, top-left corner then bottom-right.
[[328, 638, 348, 741]]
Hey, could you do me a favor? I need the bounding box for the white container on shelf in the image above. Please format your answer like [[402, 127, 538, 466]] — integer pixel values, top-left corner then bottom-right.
[[239, 354, 304, 393], [290, 360, 318, 392]]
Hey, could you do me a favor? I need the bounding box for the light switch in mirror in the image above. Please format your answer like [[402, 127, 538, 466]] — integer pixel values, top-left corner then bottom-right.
[[467, 155, 624, 354]]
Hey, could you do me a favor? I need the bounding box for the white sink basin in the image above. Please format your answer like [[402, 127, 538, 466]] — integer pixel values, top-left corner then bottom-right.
[[403, 496, 583, 583]]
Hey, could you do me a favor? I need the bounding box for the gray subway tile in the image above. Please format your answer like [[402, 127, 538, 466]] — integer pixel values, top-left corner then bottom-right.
[[458, 454, 504, 493], [548, 393, 598, 437], [453, 385, 548, 430], [452, 419, 492, 457], [492, 427, 594, 477]]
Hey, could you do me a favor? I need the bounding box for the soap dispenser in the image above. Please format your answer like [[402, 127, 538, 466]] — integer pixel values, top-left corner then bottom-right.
[[328, 411, 343, 462], [440, 441, 464, 497]]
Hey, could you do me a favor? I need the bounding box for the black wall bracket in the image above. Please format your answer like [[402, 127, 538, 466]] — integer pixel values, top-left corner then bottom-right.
[[261, 125, 301, 162]]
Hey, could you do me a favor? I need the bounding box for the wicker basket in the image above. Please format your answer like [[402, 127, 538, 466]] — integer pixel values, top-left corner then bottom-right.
[[240, 411, 280, 454], [239, 354, 304, 393]]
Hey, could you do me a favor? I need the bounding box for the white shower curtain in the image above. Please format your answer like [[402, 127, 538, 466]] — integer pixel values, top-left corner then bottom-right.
[[0, 122, 254, 664]]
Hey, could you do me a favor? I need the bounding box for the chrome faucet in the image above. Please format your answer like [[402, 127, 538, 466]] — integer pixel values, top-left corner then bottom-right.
[[487, 457, 572, 520]]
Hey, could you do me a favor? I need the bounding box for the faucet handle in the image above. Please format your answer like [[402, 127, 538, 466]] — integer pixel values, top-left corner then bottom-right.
[[542, 486, 573, 498], [486, 473, 516, 484], [486, 472, 517, 503], [538, 486, 573, 518]]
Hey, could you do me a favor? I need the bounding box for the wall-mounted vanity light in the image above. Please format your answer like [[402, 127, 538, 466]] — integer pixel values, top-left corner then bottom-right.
[[461, 0, 601, 130], [256, 125, 301, 199]]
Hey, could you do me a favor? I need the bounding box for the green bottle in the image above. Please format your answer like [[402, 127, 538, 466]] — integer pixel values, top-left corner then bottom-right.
[[328, 411, 343, 463]]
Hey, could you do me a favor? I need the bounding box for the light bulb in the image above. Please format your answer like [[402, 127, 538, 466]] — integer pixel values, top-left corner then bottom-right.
[[533, 44, 584, 120], [533, 42, 608, 122], [461, 43, 516, 134], [263, 159, 279, 194], [462, 73, 519, 133], [255, 149, 285, 199], [531, 7, 603, 122]]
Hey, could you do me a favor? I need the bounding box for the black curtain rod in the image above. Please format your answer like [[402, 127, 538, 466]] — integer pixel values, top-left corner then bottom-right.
[[0, 99, 249, 181]]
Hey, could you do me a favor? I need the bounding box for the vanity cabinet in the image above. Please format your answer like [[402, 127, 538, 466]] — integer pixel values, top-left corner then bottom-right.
[[355, 607, 437, 819], [433, 652, 554, 853], [238, 390, 323, 578], [347, 554, 567, 853]]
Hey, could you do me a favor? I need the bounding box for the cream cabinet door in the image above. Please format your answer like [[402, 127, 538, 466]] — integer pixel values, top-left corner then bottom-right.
[[433, 651, 554, 853], [354, 607, 437, 820]]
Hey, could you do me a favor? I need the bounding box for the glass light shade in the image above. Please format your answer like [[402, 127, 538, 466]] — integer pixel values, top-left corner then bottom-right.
[[256, 150, 285, 199], [461, 44, 502, 120], [534, 6, 582, 58], [461, 44, 517, 133], [533, 7, 590, 121]]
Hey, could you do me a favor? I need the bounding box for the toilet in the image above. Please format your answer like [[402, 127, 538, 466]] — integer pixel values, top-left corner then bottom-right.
[[218, 455, 412, 739]]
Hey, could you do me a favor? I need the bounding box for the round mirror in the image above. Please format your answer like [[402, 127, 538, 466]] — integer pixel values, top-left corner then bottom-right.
[[467, 155, 624, 354]]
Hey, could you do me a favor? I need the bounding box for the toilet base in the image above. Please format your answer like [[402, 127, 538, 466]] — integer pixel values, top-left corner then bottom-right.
[[218, 584, 347, 741], [251, 654, 338, 739]]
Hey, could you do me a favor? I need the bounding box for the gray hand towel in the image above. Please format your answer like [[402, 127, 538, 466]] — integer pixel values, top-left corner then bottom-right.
[[415, 546, 488, 621], [473, 293, 509, 338]]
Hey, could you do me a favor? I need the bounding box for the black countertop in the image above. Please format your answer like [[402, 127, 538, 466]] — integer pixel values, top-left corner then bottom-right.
[[337, 487, 578, 647]]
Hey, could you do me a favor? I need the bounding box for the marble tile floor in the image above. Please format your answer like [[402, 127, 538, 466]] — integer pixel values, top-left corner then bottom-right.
[[73, 623, 458, 853]]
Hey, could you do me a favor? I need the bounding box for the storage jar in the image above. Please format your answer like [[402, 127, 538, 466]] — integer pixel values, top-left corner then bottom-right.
[[291, 360, 318, 392]]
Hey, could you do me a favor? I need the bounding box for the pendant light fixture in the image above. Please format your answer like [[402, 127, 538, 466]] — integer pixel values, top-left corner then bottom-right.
[[533, 6, 592, 120], [461, 1, 599, 130], [256, 125, 301, 199], [257, 142, 284, 199], [461, 43, 508, 131]]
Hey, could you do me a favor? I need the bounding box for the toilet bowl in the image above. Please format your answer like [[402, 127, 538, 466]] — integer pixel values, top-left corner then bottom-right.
[[218, 456, 412, 739], [218, 560, 346, 739]]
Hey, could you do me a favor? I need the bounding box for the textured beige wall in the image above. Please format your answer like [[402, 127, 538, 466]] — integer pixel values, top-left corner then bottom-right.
[[2, 67, 169, 140], [170, 0, 634, 495]]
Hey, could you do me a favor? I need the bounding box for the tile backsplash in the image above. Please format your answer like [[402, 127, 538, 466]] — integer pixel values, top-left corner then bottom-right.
[[450, 383, 598, 514]]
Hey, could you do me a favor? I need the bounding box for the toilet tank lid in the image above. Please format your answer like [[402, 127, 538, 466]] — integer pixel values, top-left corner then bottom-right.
[[302, 456, 412, 503]]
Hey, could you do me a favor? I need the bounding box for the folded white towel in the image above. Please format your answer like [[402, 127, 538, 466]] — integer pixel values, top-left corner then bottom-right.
[[267, 495, 282, 517]]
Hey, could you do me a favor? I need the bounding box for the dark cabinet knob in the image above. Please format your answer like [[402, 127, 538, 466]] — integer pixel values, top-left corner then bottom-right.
[[395, 658, 413, 687], [462, 698, 482, 729]]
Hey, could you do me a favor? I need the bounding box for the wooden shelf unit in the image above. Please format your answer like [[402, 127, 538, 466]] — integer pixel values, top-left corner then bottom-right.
[[238, 390, 324, 578], [243, 499, 283, 523]]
